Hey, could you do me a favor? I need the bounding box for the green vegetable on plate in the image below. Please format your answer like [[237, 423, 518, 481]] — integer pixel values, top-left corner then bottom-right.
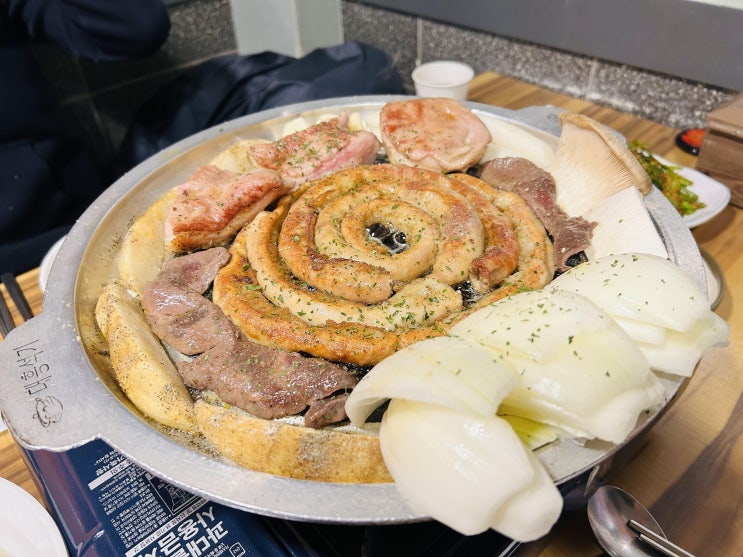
[[629, 140, 705, 216]]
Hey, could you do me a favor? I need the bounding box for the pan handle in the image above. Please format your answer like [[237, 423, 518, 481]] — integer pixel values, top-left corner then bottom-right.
[[0, 313, 118, 451]]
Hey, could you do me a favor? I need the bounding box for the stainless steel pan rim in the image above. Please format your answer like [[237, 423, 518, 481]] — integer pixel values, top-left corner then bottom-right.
[[0, 95, 704, 524]]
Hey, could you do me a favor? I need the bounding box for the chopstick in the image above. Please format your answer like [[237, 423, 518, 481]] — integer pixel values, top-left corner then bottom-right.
[[0, 273, 34, 337], [629, 519, 697, 557], [0, 289, 13, 337], [1, 273, 33, 321]]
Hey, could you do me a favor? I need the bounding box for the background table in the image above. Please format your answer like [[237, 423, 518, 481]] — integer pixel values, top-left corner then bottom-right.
[[1, 71, 741, 556]]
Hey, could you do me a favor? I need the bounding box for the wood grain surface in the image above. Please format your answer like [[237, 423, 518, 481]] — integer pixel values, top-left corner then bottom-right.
[[1, 268, 45, 504], [1, 71, 740, 556], [468, 71, 742, 557]]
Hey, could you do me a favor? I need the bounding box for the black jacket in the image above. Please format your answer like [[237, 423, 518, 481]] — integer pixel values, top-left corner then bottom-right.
[[0, 0, 170, 273]]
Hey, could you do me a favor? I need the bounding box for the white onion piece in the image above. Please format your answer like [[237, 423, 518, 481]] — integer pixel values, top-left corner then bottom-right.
[[281, 116, 311, 136], [500, 372, 664, 442], [450, 289, 664, 442], [488, 448, 564, 541], [550, 253, 709, 332], [550, 253, 730, 376], [638, 313, 730, 376], [345, 336, 518, 426], [357, 110, 381, 138], [612, 316, 666, 346], [450, 289, 630, 372], [450, 289, 613, 362], [379, 398, 562, 540]]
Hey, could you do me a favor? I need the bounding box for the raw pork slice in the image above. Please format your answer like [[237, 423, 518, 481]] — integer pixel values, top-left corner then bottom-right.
[[380, 98, 492, 173], [248, 114, 380, 189], [165, 166, 287, 253]]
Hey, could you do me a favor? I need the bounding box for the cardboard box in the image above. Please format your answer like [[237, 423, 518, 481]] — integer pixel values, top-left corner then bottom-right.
[[697, 92, 743, 207]]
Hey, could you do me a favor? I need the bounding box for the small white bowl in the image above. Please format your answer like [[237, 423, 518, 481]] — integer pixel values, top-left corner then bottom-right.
[[411, 60, 474, 100]]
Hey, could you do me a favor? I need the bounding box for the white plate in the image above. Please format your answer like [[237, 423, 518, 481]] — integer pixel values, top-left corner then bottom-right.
[[655, 155, 731, 228], [701, 248, 725, 309], [38, 236, 65, 292], [0, 477, 68, 557]]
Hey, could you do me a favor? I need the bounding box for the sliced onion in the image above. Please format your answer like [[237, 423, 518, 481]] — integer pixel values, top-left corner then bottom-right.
[[499, 367, 664, 443], [478, 115, 555, 169], [501, 415, 558, 450], [345, 336, 518, 426], [550, 253, 710, 332], [379, 398, 562, 540], [450, 289, 664, 442], [550, 253, 730, 376], [612, 316, 666, 346], [638, 311, 730, 376], [488, 448, 563, 541], [450, 289, 617, 362]]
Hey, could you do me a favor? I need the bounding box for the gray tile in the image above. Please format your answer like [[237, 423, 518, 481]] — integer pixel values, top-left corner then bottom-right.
[[420, 19, 735, 129], [590, 63, 734, 129], [342, 1, 734, 128], [164, 0, 237, 64], [342, 2, 418, 92], [420, 21, 595, 97]]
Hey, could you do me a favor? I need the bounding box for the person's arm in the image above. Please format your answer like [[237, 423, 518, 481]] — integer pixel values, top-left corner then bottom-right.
[[7, 0, 171, 61]]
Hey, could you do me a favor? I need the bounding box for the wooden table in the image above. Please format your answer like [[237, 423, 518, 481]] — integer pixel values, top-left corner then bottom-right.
[[1, 71, 741, 556]]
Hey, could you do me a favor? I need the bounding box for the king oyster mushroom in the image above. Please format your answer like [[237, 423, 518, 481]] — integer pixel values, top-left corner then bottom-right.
[[548, 112, 667, 259], [549, 112, 652, 218]]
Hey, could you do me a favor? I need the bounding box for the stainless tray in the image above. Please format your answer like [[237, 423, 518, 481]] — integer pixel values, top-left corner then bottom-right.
[[0, 96, 704, 524]]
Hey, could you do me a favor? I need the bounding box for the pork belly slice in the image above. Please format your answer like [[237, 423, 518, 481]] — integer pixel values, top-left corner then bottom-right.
[[141, 248, 358, 426], [165, 166, 287, 253], [478, 157, 597, 273], [380, 97, 492, 173], [247, 114, 381, 189]]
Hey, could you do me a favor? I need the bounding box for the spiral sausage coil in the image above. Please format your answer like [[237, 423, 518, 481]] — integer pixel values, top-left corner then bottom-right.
[[213, 164, 554, 366]]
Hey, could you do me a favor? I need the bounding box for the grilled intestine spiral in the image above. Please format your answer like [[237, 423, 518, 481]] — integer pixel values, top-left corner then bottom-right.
[[213, 164, 554, 366]]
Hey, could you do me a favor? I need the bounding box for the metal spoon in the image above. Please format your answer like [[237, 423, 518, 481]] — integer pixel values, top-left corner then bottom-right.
[[587, 485, 696, 557]]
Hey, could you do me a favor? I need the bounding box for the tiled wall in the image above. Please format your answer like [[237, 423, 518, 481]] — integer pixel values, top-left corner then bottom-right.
[[30, 0, 735, 179], [341, 1, 735, 130]]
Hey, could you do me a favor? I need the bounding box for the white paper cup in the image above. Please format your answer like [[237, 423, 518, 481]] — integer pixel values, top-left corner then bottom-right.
[[411, 60, 474, 100]]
